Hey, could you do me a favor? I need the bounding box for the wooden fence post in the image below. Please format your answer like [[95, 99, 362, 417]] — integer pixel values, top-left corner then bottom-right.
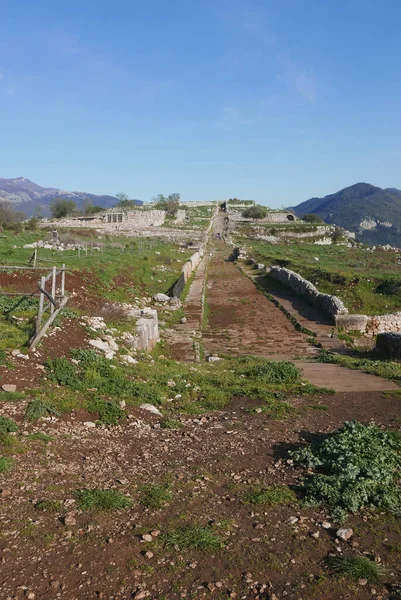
[[51, 266, 56, 314], [61, 264, 65, 298], [37, 275, 45, 333]]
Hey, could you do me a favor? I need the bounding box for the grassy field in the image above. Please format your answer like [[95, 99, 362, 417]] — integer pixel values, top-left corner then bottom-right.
[[243, 238, 401, 315], [0, 228, 193, 351]]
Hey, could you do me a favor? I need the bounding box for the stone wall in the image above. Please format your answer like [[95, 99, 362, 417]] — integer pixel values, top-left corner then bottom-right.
[[336, 312, 401, 336], [270, 266, 348, 319], [366, 312, 401, 335], [375, 332, 401, 358], [125, 307, 160, 351], [172, 246, 205, 297]]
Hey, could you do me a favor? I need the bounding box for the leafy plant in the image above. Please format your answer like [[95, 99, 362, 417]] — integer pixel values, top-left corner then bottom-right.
[[291, 420, 401, 522], [29, 432, 54, 444], [75, 488, 131, 511], [162, 525, 223, 551], [327, 554, 386, 583]]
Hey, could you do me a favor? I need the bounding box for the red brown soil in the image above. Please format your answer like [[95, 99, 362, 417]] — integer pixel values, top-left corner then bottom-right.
[[0, 390, 400, 600]]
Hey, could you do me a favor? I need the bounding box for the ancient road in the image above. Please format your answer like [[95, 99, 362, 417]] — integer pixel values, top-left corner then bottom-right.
[[174, 215, 398, 392]]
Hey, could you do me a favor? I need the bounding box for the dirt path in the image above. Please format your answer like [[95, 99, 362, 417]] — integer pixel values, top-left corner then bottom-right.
[[202, 242, 398, 392]]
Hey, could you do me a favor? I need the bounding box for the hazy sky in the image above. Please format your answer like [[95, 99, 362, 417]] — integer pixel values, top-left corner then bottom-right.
[[1, 0, 401, 205]]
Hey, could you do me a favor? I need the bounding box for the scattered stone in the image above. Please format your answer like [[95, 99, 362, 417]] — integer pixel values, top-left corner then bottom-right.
[[63, 513, 77, 526], [336, 527, 353, 541], [83, 422, 96, 429], [1, 384, 16, 393], [321, 521, 331, 529], [180, 317, 187, 324], [288, 517, 299, 525], [140, 403, 163, 417], [144, 551, 154, 559], [207, 356, 222, 362], [142, 534, 153, 542], [150, 530, 160, 537], [121, 355, 138, 365], [358, 578, 368, 586], [311, 531, 320, 539]]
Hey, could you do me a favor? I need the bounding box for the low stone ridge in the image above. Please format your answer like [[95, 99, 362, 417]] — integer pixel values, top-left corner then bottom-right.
[[376, 331, 401, 358], [270, 266, 348, 319]]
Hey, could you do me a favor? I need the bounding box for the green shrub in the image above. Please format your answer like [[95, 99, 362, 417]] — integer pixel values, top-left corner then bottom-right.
[[247, 485, 296, 505], [46, 357, 82, 390], [0, 415, 18, 434], [291, 420, 401, 522], [327, 554, 386, 583], [75, 488, 131, 511], [139, 483, 172, 508], [232, 356, 301, 384], [88, 398, 125, 425], [162, 526, 223, 551]]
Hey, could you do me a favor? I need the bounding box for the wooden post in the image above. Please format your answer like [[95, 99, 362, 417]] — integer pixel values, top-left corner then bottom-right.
[[37, 276, 45, 332], [51, 266, 56, 314], [33, 248, 37, 268], [61, 263, 65, 298]]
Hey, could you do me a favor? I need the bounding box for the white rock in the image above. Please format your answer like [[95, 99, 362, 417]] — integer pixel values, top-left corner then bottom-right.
[[89, 338, 111, 353], [153, 293, 170, 302], [140, 403, 162, 416], [2, 384, 17, 393], [336, 527, 353, 541], [121, 355, 138, 365], [321, 521, 331, 529], [207, 356, 222, 362], [83, 421, 96, 428]]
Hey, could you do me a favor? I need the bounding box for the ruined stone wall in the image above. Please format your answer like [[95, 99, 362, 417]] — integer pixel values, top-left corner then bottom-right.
[[270, 266, 348, 319], [175, 210, 186, 223], [376, 332, 401, 358], [263, 212, 298, 223], [336, 311, 401, 336]]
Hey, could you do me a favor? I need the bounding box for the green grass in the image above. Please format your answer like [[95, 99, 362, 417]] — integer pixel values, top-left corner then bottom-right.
[[75, 488, 132, 511], [246, 485, 296, 505], [327, 554, 386, 583], [162, 525, 224, 551], [160, 418, 182, 429], [0, 456, 13, 473], [241, 238, 401, 315], [35, 499, 62, 512], [29, 432, 54, 444], [139, 484, 172, 508], [316, 350, 401, 384]]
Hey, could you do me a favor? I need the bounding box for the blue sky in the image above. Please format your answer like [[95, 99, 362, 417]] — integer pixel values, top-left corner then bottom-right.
[[1, 0, 401, 206]]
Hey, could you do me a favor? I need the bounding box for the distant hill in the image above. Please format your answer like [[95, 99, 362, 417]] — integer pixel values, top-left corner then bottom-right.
[[0, 177, 143, 217], [292, 182, 401, 246]]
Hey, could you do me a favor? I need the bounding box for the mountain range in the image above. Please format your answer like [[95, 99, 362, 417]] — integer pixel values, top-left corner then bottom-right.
[[0, 177, 142, 217], [292, 183, 401, 246]]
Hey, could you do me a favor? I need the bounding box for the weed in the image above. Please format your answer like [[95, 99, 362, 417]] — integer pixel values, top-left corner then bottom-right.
[[75, 488, 132, 511], [291, 420, 401, 522], [247, 485, 296, 505], [24, 399, 60, 421], [35, 499, 62, 513], [327, 554, 386, 583], [162, 525, 224, 551], [0, 415, 18, 434], [139, 484, 172, 508], [88, 398, 125, 425], [308, 404, 329, 411], [160, 418, 182, 429]]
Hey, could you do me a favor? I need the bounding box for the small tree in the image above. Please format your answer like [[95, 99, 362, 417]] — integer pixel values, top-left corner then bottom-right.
[[115, 192, 129, 204], [242, 205, 267, 221], [303, 213, 323, 223], [51, 198, 77, 219], [153, 193, 180, 217]]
